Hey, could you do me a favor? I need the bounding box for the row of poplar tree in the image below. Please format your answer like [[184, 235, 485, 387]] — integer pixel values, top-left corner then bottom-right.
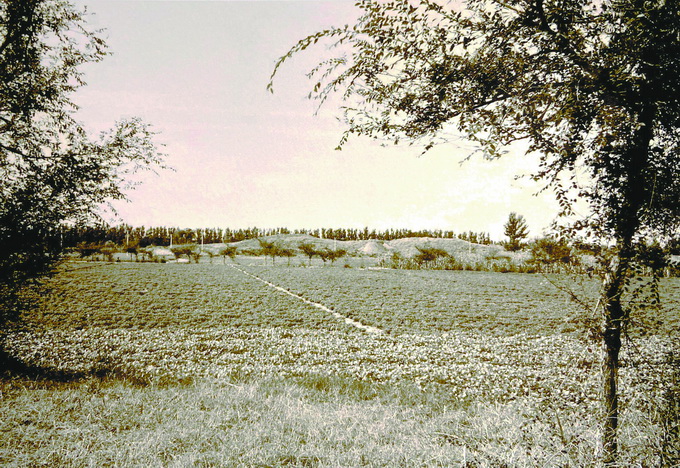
[[61, 224, 494, 247]]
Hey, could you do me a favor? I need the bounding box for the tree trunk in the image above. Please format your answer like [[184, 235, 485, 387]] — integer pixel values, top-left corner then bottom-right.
[[603, 298, 622, 463], [601, 250, 631, 465], [599, 99, 655, 463]]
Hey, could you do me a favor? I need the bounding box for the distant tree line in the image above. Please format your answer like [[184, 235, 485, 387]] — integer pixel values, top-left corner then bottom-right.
[[59, 225, 495, 247], [71, 226, 680, 278]]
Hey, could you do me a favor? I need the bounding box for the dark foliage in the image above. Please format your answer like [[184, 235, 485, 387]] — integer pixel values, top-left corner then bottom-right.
[[0, 0, 163, 330]]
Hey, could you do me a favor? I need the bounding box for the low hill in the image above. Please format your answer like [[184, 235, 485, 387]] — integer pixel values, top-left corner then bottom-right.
[[383, 237, 483, 258], [203, 234, 336, 255], [200, 234, 518, 261]]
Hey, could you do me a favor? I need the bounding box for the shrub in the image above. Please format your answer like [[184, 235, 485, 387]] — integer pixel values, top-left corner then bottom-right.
[[529, 237, 574, 272], [170, 244, 201, 263], [75, 242, 101, 258], [414, 247, 449, 268]]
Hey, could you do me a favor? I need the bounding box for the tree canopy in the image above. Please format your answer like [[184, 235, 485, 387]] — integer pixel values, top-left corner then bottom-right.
[[271, 0, 680, 241], [504, 212, 529, 251], [0, 0, 164, 322]]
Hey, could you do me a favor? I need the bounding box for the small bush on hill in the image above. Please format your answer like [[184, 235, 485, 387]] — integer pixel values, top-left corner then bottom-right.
[[414, 247, 449, 268]]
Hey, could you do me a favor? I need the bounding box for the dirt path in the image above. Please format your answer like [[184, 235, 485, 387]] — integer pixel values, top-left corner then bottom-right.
[[230, 264, 383, 334]]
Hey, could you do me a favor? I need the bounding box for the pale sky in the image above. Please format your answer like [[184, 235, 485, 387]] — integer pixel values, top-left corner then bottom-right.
[[72, 0, 561, 240]]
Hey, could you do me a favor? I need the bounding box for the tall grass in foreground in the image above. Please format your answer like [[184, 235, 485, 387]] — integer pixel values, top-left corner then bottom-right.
[[1, 374, 676, 467]]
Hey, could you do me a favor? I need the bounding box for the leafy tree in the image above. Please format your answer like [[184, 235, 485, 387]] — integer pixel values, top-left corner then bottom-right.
[[458, 231, 491, 245], [170, 245, 199, 263], [634, 241, 666, 273], [386, 251, 404, 269], [75, 242, 102, 259], [503, 212, 529, 251], [317, 249, 332, 264], [137, 247, 153, 263], [125, 239, 140, 261], [278, 247, 296, 266], [99, 242, 116, 263], [72, 240, 115, 262], [217, 245, 237, 264], [0, 1, 163, 329], [321, 248, 347, 265], [125, 246, 138, 261], [668, 237, 680, 256], [188, 249, 202, 264], [317, 248, 345, 264], [270, 0, 680, 462], [258, 239, 282, 265], [298, 242, 319, 266]]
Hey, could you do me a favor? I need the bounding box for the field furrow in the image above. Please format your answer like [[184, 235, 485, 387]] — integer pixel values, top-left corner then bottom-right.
[[244, 265, 680, 336], [230, 264, 384, 334], [243, 266, 588, 335]]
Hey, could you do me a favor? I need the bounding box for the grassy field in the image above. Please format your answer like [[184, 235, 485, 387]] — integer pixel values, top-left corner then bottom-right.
[[1, 260, 678, 466]]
